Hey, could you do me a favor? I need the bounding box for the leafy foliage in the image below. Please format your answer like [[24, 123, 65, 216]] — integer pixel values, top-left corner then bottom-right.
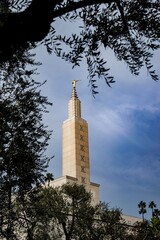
[[1, 174, 160, 240], [0, 0, 159, 94], [138, 200, 147, 221], [0, 51, 52, 239], [84, 202, 128, 240], [135, 201, 160, 240], [13, 183, 130, 240], [149, 201, 157, 216], [43, 0, 160, 92], [13, 183, 93, 239], [44, 172, 54, 186]]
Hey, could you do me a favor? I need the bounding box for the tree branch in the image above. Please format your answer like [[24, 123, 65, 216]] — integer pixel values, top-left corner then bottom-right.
[[52, 0, 114, 18], [115, 0, 128, 31], [52, 0, 128, 33], [0, 0, 115, 63]]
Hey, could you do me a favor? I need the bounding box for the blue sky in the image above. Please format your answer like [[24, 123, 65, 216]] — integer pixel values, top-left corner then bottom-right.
[[33, 22, 160, 218]]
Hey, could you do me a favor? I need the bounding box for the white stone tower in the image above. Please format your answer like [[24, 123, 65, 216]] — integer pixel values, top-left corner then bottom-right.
[[62, 80, 90, 187], [50, 81, 100, 205]]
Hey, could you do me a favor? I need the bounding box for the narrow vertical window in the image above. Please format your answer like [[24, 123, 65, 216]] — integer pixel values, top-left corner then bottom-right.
[[81, 166, 85, 172], [81, 155, 85, 161], [80, 135, 84, 141], [80, 145, 85, 151], [80, 125, 83, 131]]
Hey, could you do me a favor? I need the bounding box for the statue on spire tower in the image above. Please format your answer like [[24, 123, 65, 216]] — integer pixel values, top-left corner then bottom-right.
[[72, 80, 80, 88]]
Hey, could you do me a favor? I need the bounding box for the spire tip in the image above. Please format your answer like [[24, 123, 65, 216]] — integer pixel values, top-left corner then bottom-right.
[[72, 80, 81, 88]]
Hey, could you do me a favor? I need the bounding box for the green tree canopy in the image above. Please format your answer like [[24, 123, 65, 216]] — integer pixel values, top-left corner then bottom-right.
[[15, 183, 131, 240], [0, 52, 52, 239], [0, 0, 159, 91], [45, 172, 54, 186], [149, 201, 156, 217], [133, 202, 160, 240], [138, 201, 147, 221]]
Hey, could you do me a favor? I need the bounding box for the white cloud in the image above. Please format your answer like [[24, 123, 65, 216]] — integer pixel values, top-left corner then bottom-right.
[[92, 108, 129, 138]]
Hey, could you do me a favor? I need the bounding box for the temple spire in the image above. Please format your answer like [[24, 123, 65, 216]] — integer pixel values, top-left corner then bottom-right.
[[53, 80, 100, 206], [68, 80, 81, 118], [71, 80, 80, 99]]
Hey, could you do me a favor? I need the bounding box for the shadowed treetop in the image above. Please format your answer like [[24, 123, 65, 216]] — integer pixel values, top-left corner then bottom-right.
[[0, 0, 159, 91]]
